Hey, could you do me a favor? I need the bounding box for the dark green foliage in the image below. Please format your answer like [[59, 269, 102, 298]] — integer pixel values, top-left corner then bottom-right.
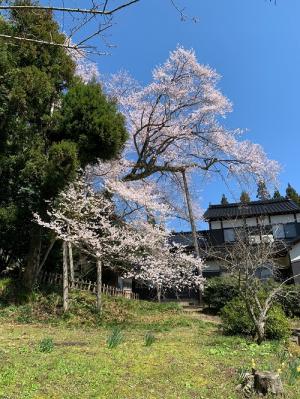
[[275, 285, 300, 318], [286, 183, 300, 205], [57, 82, 128, 166], [43, 141, 79, 197], [39, 337, 54, 353], [240, 191, 250, 203], [0, 5, 128, 284], [256, 180, 271, 200], [266, 306, 290, 340], [221, 194, 229, 205], [273, 189, 282, 199], [221, 297, 290, 341], [203, 277, 238, 313]]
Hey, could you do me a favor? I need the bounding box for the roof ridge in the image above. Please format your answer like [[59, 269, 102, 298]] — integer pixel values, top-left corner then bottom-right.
[[208, 198, 293, 209]]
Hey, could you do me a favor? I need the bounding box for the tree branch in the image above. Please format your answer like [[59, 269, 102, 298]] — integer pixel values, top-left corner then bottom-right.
[[0, 1, 140, 16]]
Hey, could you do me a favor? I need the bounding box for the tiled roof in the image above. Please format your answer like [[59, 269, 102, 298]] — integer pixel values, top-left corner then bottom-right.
[[203, 198, 300, 220]]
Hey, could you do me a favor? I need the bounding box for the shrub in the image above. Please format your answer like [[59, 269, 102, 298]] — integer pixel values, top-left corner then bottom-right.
[[221, 297, 253, 336], [221, 296, 290, 341], [275, 285, 300, 318], [203, 276, 239, 313], [266, 306, 290, 340], [107, 326, 123, 349], [39, 337, 54, 353]]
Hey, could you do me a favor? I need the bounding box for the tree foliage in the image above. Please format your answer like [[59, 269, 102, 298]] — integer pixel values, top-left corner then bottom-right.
[[221, 194, 229, 205], [273, 189, 282, 199], [240, 191, 250, 203], [286, 183, 300, 205], [256, 179, 271, 200], [0, 8, 127, 284]]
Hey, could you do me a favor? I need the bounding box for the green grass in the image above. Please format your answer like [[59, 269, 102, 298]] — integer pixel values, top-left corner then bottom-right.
[[0, 284, 299, 398]]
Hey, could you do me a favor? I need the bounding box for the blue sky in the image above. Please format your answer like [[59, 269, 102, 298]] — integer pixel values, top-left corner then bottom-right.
[[69, 0, 300, 229]]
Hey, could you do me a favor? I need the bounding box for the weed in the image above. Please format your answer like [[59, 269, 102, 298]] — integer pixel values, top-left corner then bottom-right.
[[39, 337, 54, 353], [107, 326, 123, 349], [144, 331, 156, 346], [16, 305, 32, 323]]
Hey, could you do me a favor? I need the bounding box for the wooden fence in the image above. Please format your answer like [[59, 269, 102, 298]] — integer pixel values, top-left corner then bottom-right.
[[39, 272, 139, 300]]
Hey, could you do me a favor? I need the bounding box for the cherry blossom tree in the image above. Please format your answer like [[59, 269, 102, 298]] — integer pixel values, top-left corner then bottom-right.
[[97, 47, 280, 299], [35, 174, 204, 311], [127, 242, 204, 302], [106, 47, 279, 184]]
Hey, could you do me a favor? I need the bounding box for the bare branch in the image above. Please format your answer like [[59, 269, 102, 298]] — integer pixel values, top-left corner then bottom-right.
[[0, 1, 140, 16]]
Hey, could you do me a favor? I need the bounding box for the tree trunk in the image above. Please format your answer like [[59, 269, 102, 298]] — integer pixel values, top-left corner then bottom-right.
[[37, 237, 57, 276], [23, 224, 42, 290], [96, 259, 102, 314], [254, 371, 284, 395], [256, 319, 266, 345], [68, 241, 74, 285], [67, 225, 74, 285], [157, 284, 162, 303], [182, 170, 203, 304], [62, 241, 69, 312]]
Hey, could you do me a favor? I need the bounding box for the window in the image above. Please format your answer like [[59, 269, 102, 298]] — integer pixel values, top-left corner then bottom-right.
[[224, 228, 235, 242], [255, 265, 273, 281], [272, 223, 297, 239], [284, 223, 296, 238], [117, 277, 132, 290], [272, 224, 285, 239]]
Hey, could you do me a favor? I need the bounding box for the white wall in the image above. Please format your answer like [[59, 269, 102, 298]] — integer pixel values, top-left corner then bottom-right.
[[291, 261, 300, 285], [270, 214, 295, 224], [289, 242, 300, 263], [222, 219, 244, 228], [245, 217, 257, 227], [209, 214, 298, 230], [210, 221, 221, 229]]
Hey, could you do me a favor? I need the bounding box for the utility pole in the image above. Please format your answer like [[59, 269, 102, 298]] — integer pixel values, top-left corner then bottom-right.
[[181, 170, 203, 304]]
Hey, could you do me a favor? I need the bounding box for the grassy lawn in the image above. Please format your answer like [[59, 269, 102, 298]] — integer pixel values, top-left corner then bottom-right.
[[0, 289, 299, 398]]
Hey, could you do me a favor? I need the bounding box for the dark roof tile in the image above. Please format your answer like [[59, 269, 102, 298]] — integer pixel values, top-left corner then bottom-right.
[[203, 198, 300, 220]]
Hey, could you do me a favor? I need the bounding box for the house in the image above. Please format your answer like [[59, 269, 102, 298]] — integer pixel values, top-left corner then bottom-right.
[[173, 197, 300, 284], [119, 197, 300, 300]]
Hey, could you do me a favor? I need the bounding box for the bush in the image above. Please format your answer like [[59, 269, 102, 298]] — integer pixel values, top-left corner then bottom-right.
[[266, 306, 290, 340], [221, 296, 290, 341], [203, 276, 239, 313], [221, 297, 253, 336], [275, 285, 300, 318]]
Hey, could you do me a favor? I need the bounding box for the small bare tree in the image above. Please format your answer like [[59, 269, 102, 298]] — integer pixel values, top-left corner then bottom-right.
[[0, 1, 194, 55], [204, 225, 295, 344]]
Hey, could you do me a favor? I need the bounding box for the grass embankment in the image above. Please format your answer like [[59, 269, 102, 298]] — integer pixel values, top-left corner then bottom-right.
[[0, 279, 299, 399]]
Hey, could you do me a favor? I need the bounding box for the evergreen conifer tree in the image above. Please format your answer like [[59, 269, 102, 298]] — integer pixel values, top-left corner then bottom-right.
[[221, 194, 229, 205], [273, 189, 282, 199], [240, 191, 250, 203], [286, 183, 300, 205], [256, 180, 271, 200], [0, 6, 127, 288]]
